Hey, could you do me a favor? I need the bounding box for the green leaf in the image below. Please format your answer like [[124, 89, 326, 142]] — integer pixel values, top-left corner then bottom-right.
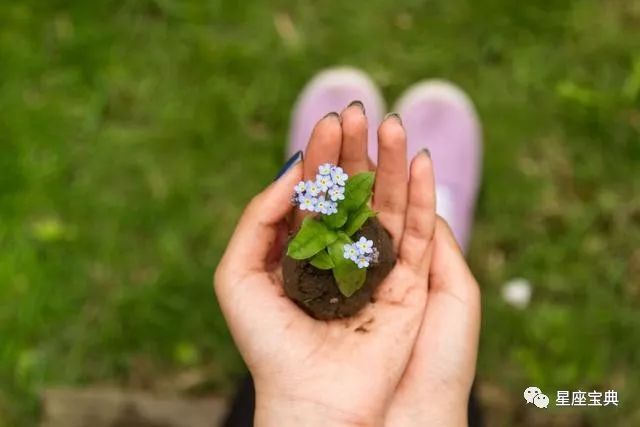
[[327, 234, 366, 297], [322, 205, 348, 229], [287, 217, 338, 260], [309, 250, 334, 269], [342, 171, 375, 212], [333, 262, 366, 297], [343, 204, 376, 236]]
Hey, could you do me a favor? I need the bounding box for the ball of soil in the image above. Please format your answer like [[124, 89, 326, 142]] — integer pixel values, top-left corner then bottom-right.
[[282, 217, 396, 320]]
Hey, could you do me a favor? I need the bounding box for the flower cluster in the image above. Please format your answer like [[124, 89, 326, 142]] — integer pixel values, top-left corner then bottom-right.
[[292, 163, 349, 215], [343, 237, 379, 269]]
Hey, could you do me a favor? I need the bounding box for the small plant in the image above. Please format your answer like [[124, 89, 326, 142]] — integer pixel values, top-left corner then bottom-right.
[[287, 163, 377, 297]]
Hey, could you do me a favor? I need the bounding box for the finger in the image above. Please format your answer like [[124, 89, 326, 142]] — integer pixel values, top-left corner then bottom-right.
[[373, 114, 408, 249], [339, 101, 369, 175], [295, 113, 342, 224], [429, 217, 480, 298], [220, 161, 303, 275], [405, 218, 481, 398], [398, 150, 436, 275], [303, 112, 342, 179]]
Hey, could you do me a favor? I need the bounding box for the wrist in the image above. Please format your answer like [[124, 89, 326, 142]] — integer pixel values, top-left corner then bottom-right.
[[385, 393, 468, 427], [255, 389, 380, 427], [389, 411, 467, 427]]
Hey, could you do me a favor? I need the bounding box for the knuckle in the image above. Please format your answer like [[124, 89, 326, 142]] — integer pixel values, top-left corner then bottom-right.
[[405, 221, 425, 239], [405, 216, 429, 240], [376, 197, 406, 215]]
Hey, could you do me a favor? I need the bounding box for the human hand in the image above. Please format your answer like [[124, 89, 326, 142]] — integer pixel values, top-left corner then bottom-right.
[[384, 218, 481, 426], [325, 104, 481, 426], [214, 112, 437, 427]]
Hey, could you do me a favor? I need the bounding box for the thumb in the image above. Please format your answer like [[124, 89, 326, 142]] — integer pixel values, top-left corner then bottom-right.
[[429, 216, 480, 300], [216, 155, 303, 282], [416, 217, 481, 397]]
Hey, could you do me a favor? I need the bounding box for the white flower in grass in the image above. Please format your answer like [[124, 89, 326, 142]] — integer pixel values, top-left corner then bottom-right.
[[501, 278, 532, 310], [331, 166, 348, 186], [316, 174, 334, 192], [326, 201, 338, 215], [356, 255, 371, 269], [328, 186, 345, 202], [343, 243, 359, 262], [299, 195, 318, 212], [318, 163, 333, 176], [305, 180, 321, 197], [355, 236, 374, 254]]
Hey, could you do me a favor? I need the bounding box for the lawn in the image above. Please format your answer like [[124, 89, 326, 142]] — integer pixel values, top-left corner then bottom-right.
[[1, 0, 639, 425]]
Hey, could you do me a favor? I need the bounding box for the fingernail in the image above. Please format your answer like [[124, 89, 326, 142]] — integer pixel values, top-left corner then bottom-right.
[[421, 148, 431, 158], [274, 150, 303, 181], [384, 112, 403, 126], [347, 100, 366, 115], [323, 111, 341, 121]]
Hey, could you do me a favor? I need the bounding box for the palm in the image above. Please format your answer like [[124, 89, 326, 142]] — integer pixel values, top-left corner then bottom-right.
[[227, 220, 429, 419], [215, 105, 478, 425]]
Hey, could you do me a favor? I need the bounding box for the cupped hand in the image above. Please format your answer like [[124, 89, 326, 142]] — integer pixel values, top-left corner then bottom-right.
[[331, 104, 481, 426], [214, 111, 437, 427], [304, 104, 482, 426], [384, 217, 481, 426]]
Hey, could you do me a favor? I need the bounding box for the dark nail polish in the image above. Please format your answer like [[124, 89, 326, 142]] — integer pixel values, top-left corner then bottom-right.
[[384, 112, 403, 126], [274, 150, 303, 181], [421, 148, 431, 158], [347, 100, 366, 115], [323, 111, 340, 120]]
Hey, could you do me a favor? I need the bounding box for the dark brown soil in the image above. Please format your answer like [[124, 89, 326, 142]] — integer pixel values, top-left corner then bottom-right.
[[282, 217, 396, 320]]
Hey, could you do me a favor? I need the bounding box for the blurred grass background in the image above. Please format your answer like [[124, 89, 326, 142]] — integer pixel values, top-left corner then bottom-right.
[[1, 0, 639, 425]]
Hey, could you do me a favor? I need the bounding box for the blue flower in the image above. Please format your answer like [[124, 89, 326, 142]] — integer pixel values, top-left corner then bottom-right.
[[316, 174, 334, 192], [299, 195, 317, 212], [355, 236, 374, 254], [330, 166, 348, 186], [291, 163, 349, 217], [305, 180, 321, 197], [328, 186, 345, 202], [318, 163, 333, 176], [343, 243, 359, 262], [315, 195, 330, 214], [356, 255, 371, 269], [342, 238, 377, 269], [294, 181, 307, 195]]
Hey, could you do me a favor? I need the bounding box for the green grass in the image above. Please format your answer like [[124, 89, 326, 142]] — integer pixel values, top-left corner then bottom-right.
[[1, 0, 639, 425]]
